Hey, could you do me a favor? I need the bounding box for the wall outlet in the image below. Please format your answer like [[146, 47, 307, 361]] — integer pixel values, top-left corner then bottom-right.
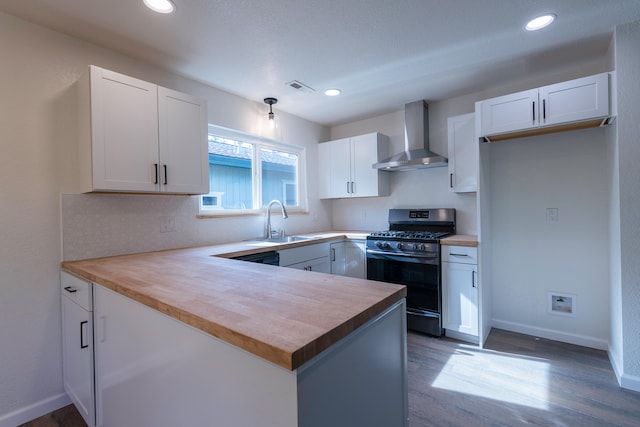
[[160, 216, 176, 233], [545, 208, 559, 222]]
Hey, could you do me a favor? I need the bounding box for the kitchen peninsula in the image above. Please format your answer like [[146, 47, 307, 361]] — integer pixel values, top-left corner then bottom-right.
[[61, 240, 407, 427]]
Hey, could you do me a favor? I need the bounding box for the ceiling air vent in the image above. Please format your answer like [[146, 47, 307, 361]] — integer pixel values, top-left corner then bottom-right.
[[286, 80, 315, 93]]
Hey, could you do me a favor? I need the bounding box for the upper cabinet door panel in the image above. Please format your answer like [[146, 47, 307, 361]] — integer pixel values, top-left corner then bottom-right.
[[350, 133, 386, 197], [317, 142, 332, 199], [90, 66, 159, 192], [447, 113, 477, 193], [539, 73, 609, 127], [158, 87, 209, 194], [480, 89, 538, 136], [328, 138, 352, 198]]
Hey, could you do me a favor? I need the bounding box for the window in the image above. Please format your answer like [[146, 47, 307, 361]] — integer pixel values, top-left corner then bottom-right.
[[200, 125, 306, 214]]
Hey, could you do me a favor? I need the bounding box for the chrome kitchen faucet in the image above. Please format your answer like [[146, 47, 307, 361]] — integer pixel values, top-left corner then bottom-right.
[[265, 200, 288, 239]]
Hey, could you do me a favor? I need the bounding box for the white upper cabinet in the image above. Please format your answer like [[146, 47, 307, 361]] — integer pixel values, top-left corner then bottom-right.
[[447, 113, 477, 193], [479, 89, 539, 137], [157, 87, 209, 194], [477, 72, 613, 142], [539, 73, 610, 126], [79, 65, 209, 194], [318, 132, 389, 199]]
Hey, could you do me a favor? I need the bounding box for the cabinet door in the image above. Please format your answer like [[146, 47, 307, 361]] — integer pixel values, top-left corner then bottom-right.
[[442, 261, 478, 336], [343, 240, 366, 279], [158, 87, 209, 194], [318, 142, 332, 198], [539, 73, 609, 127], [62, 296, 94, 427], [328, 138, 352, 198], [350, 133, 389, 197], [330, 241, 365, 278], [90, 66, 159, 192], [479, 88, 538, 136], [447, 113, 477, 193], [330, 242, 346, 276]]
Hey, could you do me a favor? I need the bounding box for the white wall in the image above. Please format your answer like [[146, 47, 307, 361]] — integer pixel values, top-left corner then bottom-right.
[[0, 11, 330, 425], [489, 127, 611, 349], [329, 110, 478, 234], [610, 20, 640, 391]]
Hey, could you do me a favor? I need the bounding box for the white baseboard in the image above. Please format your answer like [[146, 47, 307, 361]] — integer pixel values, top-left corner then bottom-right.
[[608, 348, 640, 392], [0, 393, 71, 427], [492, 319, 609, 350], [444, 329, 479, 345]]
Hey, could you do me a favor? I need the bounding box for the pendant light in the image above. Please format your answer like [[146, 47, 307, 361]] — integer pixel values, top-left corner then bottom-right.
[[264, 97, 278, 129]]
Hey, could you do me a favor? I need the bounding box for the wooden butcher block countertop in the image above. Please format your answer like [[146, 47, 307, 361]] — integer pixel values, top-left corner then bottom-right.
[[61, 238, 405, 371], [441, 234, 478, 247]]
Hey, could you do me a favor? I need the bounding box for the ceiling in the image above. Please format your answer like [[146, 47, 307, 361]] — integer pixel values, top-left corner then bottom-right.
[[1, 0, 639, 126]]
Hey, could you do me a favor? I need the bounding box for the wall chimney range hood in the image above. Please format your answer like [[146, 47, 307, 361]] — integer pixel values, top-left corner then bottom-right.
[[373, 100, 447, 171]]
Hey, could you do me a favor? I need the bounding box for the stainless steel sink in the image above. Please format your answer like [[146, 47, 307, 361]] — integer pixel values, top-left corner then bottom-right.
[[251, 235, 313, 243]]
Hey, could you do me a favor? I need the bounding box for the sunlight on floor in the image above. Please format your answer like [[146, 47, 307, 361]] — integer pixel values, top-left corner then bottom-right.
[[431, 345, 550, 410]]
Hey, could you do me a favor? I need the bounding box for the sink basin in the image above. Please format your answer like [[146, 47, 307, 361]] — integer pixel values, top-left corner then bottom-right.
[[251, 235, 313, 244]]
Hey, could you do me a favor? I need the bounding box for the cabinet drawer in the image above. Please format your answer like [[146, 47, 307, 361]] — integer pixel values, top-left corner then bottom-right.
[[441, 246, 477, 264], [278, 242, 330, 267], [61, 271, 93, 311]]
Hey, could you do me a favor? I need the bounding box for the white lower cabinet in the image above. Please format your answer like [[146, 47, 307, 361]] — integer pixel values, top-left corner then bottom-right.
[[60, 272, 95, 427], [279, 242, 331, 273], [330, 240, 366, 279], [442, 246, 479, 340], [92, 284, 407, 427]]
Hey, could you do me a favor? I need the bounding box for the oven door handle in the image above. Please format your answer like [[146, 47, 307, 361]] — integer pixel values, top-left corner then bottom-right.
[[366, 249, 438, 264]]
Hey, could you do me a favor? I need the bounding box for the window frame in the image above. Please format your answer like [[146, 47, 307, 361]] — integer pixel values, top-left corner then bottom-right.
[[199, 124, 308, 217]]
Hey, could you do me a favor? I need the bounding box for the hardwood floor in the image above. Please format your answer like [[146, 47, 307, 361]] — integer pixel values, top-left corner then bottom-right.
[[408, 328, 640, 427], [21, 328, 640, 427], [18, 404, 86, 427]]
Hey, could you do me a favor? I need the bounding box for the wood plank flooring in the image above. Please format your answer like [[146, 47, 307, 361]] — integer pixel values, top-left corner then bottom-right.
[[409, 328, 640, 427], [21, 328, 640, 426]]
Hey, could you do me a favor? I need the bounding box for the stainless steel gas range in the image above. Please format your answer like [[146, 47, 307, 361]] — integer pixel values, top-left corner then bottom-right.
[[366, 208, 456, 336]]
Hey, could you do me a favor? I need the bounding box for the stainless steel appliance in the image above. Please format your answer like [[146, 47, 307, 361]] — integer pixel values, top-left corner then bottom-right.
[[366, 208, 455, 336]]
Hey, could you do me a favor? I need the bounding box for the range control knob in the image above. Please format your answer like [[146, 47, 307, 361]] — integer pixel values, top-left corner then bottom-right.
[[396, 242, 404, 250], [417, 244, 426, 251], [408, 243, 417, 251], [375, 241, 391, 249]]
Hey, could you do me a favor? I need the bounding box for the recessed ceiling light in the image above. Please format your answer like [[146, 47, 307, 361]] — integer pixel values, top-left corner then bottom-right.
[[324, 89, 341, 97], [143, 0, 176, 14], [525, 14, 556, 31]]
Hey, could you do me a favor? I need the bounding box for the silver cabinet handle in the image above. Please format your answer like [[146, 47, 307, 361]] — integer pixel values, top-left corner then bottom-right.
[[64, 286, 77, 293], [330, 248, 336, 262], [472, 271, 476, 288], [450, 253, 469, 257]]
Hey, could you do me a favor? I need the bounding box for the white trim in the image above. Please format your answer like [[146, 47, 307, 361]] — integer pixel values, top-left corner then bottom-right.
[[445, 329, 479, 345], [492, 318, 609, 350], [608, 347, 640, 392], [0, 393, 71, 427], [202, 125, 307, 216]]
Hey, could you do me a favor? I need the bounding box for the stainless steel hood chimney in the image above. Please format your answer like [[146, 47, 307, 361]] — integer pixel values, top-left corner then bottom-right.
[[373, 100, 447, 171]]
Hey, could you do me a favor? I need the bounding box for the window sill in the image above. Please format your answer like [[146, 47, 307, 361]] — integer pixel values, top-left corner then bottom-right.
[[197, 209, 309, 219]]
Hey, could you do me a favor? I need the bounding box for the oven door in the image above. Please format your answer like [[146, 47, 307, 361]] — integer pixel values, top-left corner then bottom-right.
[[366, 250, 440, 314]]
